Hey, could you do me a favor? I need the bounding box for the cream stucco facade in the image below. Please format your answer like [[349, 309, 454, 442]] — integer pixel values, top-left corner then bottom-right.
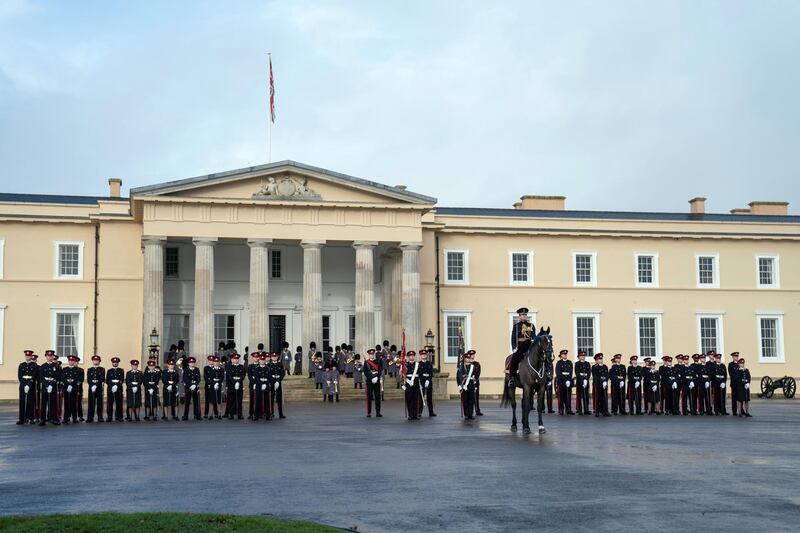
[[0, 161, 797, 399]]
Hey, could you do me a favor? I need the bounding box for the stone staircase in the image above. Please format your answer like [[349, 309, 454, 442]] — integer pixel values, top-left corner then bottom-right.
[[279, 373, 407, 402]]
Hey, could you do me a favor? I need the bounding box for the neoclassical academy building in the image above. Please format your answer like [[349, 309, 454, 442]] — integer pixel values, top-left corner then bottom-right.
[[0, 160, 797, 397]]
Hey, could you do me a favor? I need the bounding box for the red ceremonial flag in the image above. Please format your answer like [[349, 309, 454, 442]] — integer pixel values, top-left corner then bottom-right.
[[269, 55, 275, 123], [400, 330, 407, 379]]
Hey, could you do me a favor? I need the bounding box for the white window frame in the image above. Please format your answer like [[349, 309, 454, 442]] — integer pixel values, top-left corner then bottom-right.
[[696, 312, 724, 356], [164, 246, 180, 279], [53, 240, 85, 280], [50, 305, 86, 362], [572, 251, 597, 287], [270, 248, 283, 280], [755, 255, 780, 289], [507, 309, 538, 352], [572, 310, 601, 358], [634, 311, 663, 358], [0, 304, 5, 364], [508, 250, 534, 286], [756, 312, 784, 363], [0, 239, 5, 279], [695, 253, 720, 289], [444, 249, 470, 285], [443, 309, 472, 363], [634, 252, 659, 288]]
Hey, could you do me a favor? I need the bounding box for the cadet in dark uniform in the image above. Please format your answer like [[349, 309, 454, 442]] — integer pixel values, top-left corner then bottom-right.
[[203, 355, 214, 419], [247, 348, 261, 419], [254, 353, 270, 418], [182, 356, 202, 420], [472, 353, 484, 416], [307, 342, 317, 379], [227, 353, 245, 419], [269, 351, 286, 419], [39, 350, 61, 425], [659, 356, 678, 415], [626, 356, 643, 415], [18, 350, 38, 425], [86, 355, 105, 423], [609, 354, 627, 415], [294, 345, 303, 376], [683, 355, 698, 415], [75, 358, 85, 421], [508, 308, 534, 387], [458, 350, 478, 420], [644, 359, 660, 414], [555, 349, 573, 415], [419, 349, 436, 417], [673, 354, 687, 414], [353, 354, 363, 389], [591, 353, 610, 417], [106, 356, 124, 422], [734, 358, 752, 417], [206, 355, 225, 420], [728, 352, 740, 415], [690, 354, 706, 415], [402, 351, 422, 420], [162, 358, 180, 420], [699, 352, 714, 415], [125, 360, 143, 421], [143, 359, 161, 421], [363, 349, 383, 417], [712, 353, 728, 415], [574, 351, 591, 415]]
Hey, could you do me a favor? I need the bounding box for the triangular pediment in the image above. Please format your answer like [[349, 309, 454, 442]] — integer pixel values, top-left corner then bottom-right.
[[130, 161, 436, 205]]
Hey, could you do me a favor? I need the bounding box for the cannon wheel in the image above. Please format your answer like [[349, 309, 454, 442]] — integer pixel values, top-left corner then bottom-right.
[[784, 377, 796, 399], [761, 376, 774, 398]]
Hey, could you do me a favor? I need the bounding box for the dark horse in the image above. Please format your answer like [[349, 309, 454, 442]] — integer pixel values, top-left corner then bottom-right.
[[501, 327, 553, 434]]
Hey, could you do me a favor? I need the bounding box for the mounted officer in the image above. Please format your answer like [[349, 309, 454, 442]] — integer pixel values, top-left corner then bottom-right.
[[508, 307, 534, 388]]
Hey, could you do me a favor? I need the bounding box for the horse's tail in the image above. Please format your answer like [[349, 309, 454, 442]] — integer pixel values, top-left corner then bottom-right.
[[500, 379, 511, 408]]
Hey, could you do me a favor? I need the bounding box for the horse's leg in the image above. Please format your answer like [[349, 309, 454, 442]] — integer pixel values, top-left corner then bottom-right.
[[538, 384, 546, 433], [510, 387, 518, 432], [522, 385, 531, 434]]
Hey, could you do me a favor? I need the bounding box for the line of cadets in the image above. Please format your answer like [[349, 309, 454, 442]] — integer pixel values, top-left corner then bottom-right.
[[550, 349, 753, 418]]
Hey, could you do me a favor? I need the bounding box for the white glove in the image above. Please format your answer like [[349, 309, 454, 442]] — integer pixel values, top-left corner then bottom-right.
[[132, 386, 138, 393], [274, 382, 280, 390], [602, 381, 608, 390], [651, 385, 657, 392], [425, 380, 430, 388], [402, 385, 406, 391], [234, 382, 240, 390], [720, 382, 726, 390], [565, 380, 571, 388], [672, 382, 678, 390], [583, 379, 588, 388], [91, 385, 97, 392], [47, 385, 53, 393], [406, 378, 414, 386], [619, 381, 624, 389], [214, 383, 219, 390], [261, 384, 267, 391], [24, 385, 30, 393], [167, 385, 173, 391], [67, 385, 73, 393], [635, 381, 641, 389], [745, 383, 750, 389], [705, 382, 710, 389], [112, 385, 118, 393], [190, 384, 197, 391], [371, 377, 378, 384], [689, 382, 695, 389]]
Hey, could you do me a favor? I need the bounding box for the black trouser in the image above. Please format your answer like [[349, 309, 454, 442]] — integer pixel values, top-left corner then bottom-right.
[[228, 384, 243, 417], [87, 387, 103, 421], [730, 382, 738, 415], [628, 382, 642, 414], [204, 384, 211, 417], [699, 381, 712, 414], [405, 384, 421, 419], [545, 380, 553, 411], [611, 382, 626, 414], [107, 387, 123, 420], [163, 386, 178, 418], [145, 389, 159, 417], [249, 384, 256, 418], [712, 382, 726, 414], [475, 382, 482, 413], [183, 387, 201, 419], [462, 385, 476, 418], [508, 346, 528, 379], [19, 386, 36, 422], [592, 383, 608, 415], [557, 380, 571, 414], [40, 387, 58, 422], [63, 389, 79, 421], [206, 387, 221, 417], [576, 380, 590, 413], [270, 385, 284, 417], [687, 385, 699, 414], [254, 387, 268, 419], [661, 386, 678, 414], [77, 390, 84, 420], [366, 381, 381, 415]]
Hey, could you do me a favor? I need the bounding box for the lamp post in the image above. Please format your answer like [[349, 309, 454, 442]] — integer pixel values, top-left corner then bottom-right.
[[424, 328, 436, 371], [148, 328, 160, 362]]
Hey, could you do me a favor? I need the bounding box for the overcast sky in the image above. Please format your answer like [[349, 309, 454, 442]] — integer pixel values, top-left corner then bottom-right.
[[1, 1, 798, 213]]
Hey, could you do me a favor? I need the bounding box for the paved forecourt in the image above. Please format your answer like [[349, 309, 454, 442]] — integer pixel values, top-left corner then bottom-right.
[[0, 399, 797, 532]]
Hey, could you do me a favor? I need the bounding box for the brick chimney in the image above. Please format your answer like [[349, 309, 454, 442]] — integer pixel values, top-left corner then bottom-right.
[[689, 197, 706, 214], [748, 201, 788, 216], [108, 177, 122, 198], [514, 195, 566, 210]]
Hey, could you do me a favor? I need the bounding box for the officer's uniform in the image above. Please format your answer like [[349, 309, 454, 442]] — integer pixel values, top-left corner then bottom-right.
[[626, 356, 643, 415], [76, 363, 85, 421], [143, 361, 161, 420], [554, 350, 573, 415], [508, 308, 534, 385], [322, 360, 340, 403], [457, 351, 477, 419], [294, 348, 303, 376], [162, 360, 180, 420], [226, 354, 245, 419], [609, 355, 627, 415], [403, 352, 422, 420], [106, 357, 124, 422], [207, 357, 225, 419], [728, 353, 740, 415], [353, 356, 363, 389], [247, 352, 260, 419], [281, 343, 292, 375], [38, 352, 61, 425], [269, 353, 286, 419], [182, 358, 202, 420], [689, 355, 706, 415], [86, 356, 105, 423], [699, 353, 714, 415], [17, 351, 38, 424], [254, 355, 270, 418], [712, 356, 728, 415], [473, 358, 483, 416], [659, 357, 678, 415], [363, 350, 383, 417], [419, 350, 436, 417], [643, 361, 660, 414], [574, 353, 591, 415], [307, 344, 317, 379], [673, 355, 687, 413], [734, 359, 752, 417], [591, 354, 610, 417], [202, 357, 214, 419], [682, 356, 698, 415], [125, 361, 143, 421]]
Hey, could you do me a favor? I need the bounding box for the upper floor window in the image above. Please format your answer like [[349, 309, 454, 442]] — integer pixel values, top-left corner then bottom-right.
[[508, 251, 533, 286], [445, 250, 469, 285], [270, 249, 282, 279], [697, 313, 724, 355], [54, 241, 84, 280], [573, 252, 597, 287], [165, 247, 179, 278], [696, 254, 719, 288], [756, 255, 779, 288], [635, 253, 659, 288]]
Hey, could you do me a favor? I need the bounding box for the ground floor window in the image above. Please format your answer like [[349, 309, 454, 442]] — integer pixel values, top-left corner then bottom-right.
[[0, 304, 5, 364], [348, 315, 356, 348], [164, 314, 189, 352], [573, 313, 599, 358], [635, 314, 662, 358], [443, 311, 471, 363], [757, 314, 784, 362], [51, 306, 85, 361], [322, 315, 331, 350], [214, 314, 235, 348]]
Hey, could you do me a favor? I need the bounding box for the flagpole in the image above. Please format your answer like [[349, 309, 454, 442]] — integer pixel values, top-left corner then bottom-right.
[[268, 53, 272, 163]]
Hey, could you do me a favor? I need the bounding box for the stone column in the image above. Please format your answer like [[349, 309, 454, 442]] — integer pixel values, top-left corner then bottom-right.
[[192, 237, 217, 358], [248, 239, 271, 352], [401, 242, 423, 351], [142, 236, 166, 357], [381, 252, 393, 345], [301, 240, 325, 352], [354, 241, 377, 357], [390, 249, 403, 345]]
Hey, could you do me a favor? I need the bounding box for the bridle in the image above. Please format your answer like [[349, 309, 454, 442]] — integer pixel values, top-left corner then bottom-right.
[[526, 334, 551, 380]]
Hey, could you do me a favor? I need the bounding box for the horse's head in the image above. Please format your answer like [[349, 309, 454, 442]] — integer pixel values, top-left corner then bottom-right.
[[529, 326, 554, 364]]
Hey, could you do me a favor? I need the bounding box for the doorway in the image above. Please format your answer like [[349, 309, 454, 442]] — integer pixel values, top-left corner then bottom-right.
[[269, 315, 286, 354]]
